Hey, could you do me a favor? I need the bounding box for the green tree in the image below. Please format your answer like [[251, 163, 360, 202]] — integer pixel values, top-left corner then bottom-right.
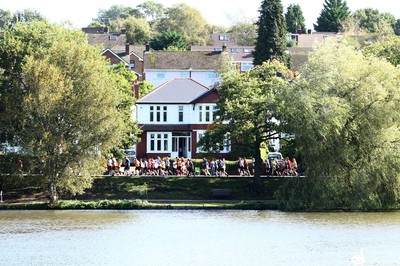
[[12, 9, 45, 23], [285, 4, 306, 34], [156, 3, 210, 46], [138, 81, 154, 98], [363, 35, 400, 66], [314, 0, 350, 32], [199, 60, 295, 191], [280, 39, 400, 210], [94, 4, 143, 31], [229, 20, 258, 46], [253, 0, 288, 66], [0, 21, 132, 202], [150, 30, 187, 50], [121, 17, 151, 45], [0, 9, 12, 29], [136, 1, 165, 22], [351, 8, 395, 36]]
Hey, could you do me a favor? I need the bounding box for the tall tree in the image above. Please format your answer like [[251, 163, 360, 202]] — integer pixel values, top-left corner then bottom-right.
[[93, 4, 143, 31], [199, 60, 295, 191], [150, 30, 187, 50], [253, 0, 288, 66], [314, 0, 350, 32], [121, 17, 151, 45], [136, 1, 165, 22], [280, 39, 400, 210], [156, 3, 210, 46], [0, 9, 12, 29], [229, 20, 258, 46], [352, 8, 395, 35], [12, 9, 45, 23], [0, 21, 133, 202], [285, 4, 306, 34]]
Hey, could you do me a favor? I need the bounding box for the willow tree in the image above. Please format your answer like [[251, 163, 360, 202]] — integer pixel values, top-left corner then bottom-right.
[[0, 21, 130, 202], [280, 39, 400, 210], [199, 60, 295, 191]]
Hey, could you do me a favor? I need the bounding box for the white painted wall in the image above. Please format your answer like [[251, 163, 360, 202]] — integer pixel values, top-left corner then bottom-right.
[[136, 104, 217, 125]]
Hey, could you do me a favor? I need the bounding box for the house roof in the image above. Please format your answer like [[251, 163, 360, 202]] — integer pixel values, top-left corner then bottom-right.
[[86, 33, 127, 49], [137, 78, 210, 104], [143, 51, 221, 70]]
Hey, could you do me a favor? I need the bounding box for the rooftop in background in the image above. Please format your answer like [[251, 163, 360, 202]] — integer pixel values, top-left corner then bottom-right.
[[143, 51, 221, 70], [137, 78, 210, 104]]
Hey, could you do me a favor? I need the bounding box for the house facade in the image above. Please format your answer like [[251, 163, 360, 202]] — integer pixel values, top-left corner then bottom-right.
[[135, 78, 230, 159]]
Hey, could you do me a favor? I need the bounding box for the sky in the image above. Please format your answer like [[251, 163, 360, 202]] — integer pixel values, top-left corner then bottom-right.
[[1, 0, 400, 30]]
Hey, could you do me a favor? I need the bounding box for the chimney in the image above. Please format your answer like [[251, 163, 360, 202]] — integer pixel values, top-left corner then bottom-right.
[[145, 43, 150, 53], [125, 43, 130, 56], [132, 81, 140, 99], [222, 42, 227, 52]]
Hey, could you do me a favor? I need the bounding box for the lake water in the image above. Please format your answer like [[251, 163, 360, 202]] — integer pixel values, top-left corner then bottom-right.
[[1, 210, 399, 265]]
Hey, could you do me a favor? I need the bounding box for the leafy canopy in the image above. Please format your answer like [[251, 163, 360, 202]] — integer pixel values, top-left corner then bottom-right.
[[280, 39, 400, 210]]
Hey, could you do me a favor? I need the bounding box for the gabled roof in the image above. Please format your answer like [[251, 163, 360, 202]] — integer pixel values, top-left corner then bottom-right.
[[86, 33, 127, 49], [143, 51, 221, 70], [137, 78, 209, 104]]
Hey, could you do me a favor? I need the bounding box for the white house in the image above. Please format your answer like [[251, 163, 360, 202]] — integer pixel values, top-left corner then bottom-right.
[[135, 78, 230, 159]]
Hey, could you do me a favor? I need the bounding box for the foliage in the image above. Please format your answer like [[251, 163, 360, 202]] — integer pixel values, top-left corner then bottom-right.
[[363, 35, 400, 66], [93, 4, 143, 31], [121, 17, 151, 45], [12, 9, 46, 23], [0, 9, 12, 29], [279, 39, 400, 210], [150, 30, 187, 51], [253, 0, 288, 67], [109, 63, 139, 149], [229, 20, 257, 46], [87, 21, 105, 28], [138, 81, 154, 98], [136, 1, 165, 22], [0, 21, 132, 202], [352, 8, 395, 35], [314, 0, 350, 32], [215, 51, 236, 77], [156, 3, 211, 46], [285, 4, 306, 34], [199, 60, 296, 190]]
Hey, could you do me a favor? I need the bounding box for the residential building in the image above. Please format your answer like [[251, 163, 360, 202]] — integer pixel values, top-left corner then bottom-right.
[[142, 51, 222, 88], [83, 27, 145, 79], [135, 78, 229, 159]]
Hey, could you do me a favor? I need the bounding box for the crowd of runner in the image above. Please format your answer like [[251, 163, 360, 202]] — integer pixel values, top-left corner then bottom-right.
[[106, 156, 299, 177]]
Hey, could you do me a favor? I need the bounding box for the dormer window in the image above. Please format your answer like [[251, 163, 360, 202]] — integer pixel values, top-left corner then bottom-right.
[[219, 35, 229, 41], [231, 48, 238, 53], [243, 48, 252, 53], [109, 35, 117, 41]]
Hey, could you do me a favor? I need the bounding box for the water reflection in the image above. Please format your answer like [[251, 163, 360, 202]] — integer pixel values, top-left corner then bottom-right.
[[0, 210, 399, 265]]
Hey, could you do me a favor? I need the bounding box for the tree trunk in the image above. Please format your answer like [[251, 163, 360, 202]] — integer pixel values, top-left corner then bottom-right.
[[252, 138, 263, 193], [49, 177, 57, 203]]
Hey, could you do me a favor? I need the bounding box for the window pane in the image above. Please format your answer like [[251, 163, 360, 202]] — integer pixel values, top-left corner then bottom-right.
[[150, 112, 154, 122], [164, 140, 168, 151], [179, 112, 183, 122], [163, 111, 167, 122], [156, 112, 160, 122], [172, 138, 177, 152], [157, 140, 161, 151], [150, 140, 154, 151]]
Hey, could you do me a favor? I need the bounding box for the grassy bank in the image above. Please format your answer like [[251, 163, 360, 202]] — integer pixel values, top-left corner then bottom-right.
[[0, 199, 278, 210], [0, 175, 288, 209]]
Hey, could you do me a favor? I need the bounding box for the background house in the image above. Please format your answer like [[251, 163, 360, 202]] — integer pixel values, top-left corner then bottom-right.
[[142, 51, 222, 88], [135, 78, 229, 159]]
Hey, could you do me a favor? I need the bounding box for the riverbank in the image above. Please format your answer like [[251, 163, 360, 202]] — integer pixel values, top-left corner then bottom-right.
[[0, 175, 287, 210]]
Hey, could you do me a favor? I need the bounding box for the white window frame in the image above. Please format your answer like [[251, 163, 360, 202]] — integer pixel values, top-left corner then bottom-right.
[[148, 132, 170, 152]]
